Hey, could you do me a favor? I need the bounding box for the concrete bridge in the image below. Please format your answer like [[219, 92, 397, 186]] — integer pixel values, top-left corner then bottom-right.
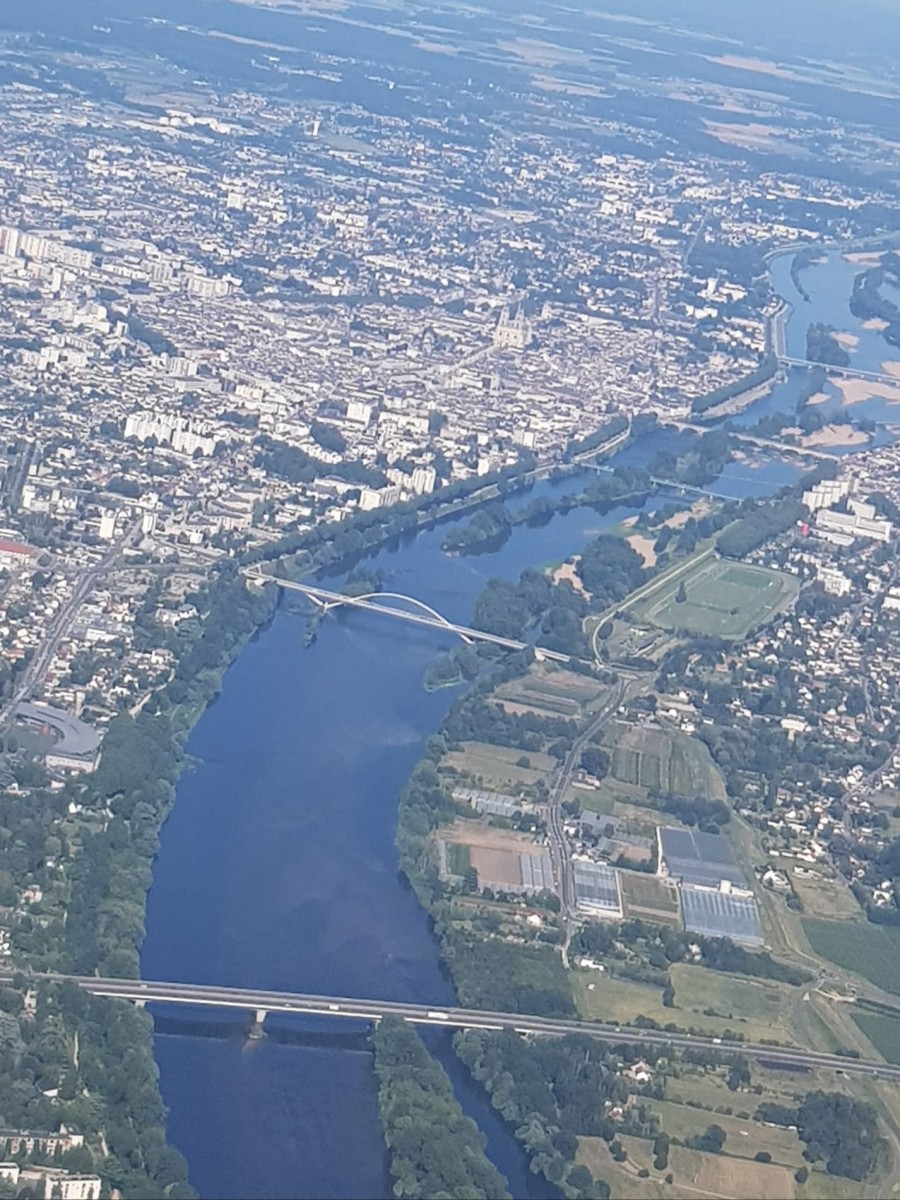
[[779, 356, 900, 387], [56, 975, 900, 1081], [243, 569, 573, 664]]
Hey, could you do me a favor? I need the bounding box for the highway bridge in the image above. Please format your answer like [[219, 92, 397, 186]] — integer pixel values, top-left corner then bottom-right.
[[54, 975, 900, 1081], [243, 569, 573, 664]]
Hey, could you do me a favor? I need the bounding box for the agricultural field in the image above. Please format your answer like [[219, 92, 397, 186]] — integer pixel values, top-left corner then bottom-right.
[[803, 919, 900, 995], [602, 721, 727, 802], [790, 869, 864, 921], [629, 557, 799, 640], [443, 741, 556, 791], [851, 1009, 900, 1064], [494, 664, 606, 720], [619, 871, 681, 924]]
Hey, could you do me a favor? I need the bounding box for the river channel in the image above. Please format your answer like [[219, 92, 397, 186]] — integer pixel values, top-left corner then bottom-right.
[[140, 248, 892, 1198]]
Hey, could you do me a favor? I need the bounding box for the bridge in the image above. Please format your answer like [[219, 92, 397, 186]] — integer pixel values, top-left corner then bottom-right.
[[779, 356, 900, 387], [582, 463, 747, 502], [55, 975, 900, 1081], [243, 569, 573, 663]]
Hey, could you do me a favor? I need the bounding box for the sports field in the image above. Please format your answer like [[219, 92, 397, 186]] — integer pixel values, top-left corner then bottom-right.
[[629, 557, 798, 639]]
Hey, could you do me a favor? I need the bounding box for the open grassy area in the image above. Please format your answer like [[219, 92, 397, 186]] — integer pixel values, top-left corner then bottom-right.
[[669, 964, 797, 1042], [629, 557, 798, 640], [803, 918, 900, 995], [443, 741, 556, 790], [789, 870, 864, 921], [650, 1098, 807, 1167], [851, 1009, 900, 1064], [571, 787, 615, 815], [446, 842, 470, 875], [572, 967, 796, 1041]]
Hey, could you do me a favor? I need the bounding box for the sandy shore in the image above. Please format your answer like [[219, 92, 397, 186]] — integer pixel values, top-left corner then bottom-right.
[[844, 251, 886, 267], [801, 424, 871, 448], [805, 391, 831, 406], [551, 558, 589, 596], [863, 318, 890, 331], [833, 331, 859, 350], [833, 377, 900, 405], [626, 533, 657, 567], [882, 361, 900, 379]]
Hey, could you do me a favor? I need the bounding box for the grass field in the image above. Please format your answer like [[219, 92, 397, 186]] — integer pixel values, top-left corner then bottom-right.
[[629, 557, 798, 640], [446, 842, 470, 875], [803, 918, 900, 994], [443, 741, 556, 790], [571, 787, 615, 814], [790, 870, 864, 921], [571, 968, 795, 1041], [851, 1009, 900, 1064], [669, 964, 796, 1042], [650, 1099, 807, 1167]]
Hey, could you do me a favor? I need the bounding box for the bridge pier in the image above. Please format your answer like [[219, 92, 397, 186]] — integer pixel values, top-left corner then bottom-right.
[[249, 1008, 268, 1039]]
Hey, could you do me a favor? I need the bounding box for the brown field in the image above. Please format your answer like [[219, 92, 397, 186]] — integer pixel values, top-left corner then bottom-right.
[[619, 871, 681, 924], [440, 822, 544, 888], [468, 846, 522, 886]]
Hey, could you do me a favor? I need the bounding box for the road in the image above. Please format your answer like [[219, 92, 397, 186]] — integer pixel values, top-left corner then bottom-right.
[[31, 973, 900, 1082], [0, 518, 142, 728], [548, 679, 626, 928]]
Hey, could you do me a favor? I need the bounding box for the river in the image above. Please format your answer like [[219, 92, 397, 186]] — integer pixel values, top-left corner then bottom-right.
[[140, 247, 892, 1198]]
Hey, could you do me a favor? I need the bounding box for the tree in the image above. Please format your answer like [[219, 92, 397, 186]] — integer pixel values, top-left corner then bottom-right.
[[675, 580, 687, 604], [662, 981, 675, 1008]]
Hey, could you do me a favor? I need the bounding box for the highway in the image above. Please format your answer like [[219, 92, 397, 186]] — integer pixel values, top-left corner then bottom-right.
[[243, 571, 574, 663], [43, 974, 900, 1082]]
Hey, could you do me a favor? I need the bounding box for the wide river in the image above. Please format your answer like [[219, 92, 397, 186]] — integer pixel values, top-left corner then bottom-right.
[[141, 248, 890, 1198]]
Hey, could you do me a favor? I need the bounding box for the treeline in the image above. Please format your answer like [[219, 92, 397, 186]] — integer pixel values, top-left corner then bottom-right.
[[0, 980, 192, 1198], [456, 1029, 654, 1199], [565, 413, 630, 458], [696, 937, 812, 985], [442, 502, 512, 555], [578, 535, 646, 608], [757, 1091, 883, 1181], [254, 434, 387, 488], [850, 263, 900, 350], [372, 1017, 511, 1200], [806, 322, 851, 367], [691, 356, 778, 416], [716, 498, 805, 559]]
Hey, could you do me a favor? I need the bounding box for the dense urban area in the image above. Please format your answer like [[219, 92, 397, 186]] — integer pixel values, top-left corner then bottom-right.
[[1, 1, 900, 1198]]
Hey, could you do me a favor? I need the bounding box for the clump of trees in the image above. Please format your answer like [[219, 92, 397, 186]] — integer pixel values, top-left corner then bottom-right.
[[372, 1017, 511, 1200], [756, 1091, 883, 1181], [806, 322, 851, 367]]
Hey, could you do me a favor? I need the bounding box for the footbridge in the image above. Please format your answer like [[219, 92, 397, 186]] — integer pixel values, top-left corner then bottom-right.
[[51, 975, 900, 1081], [779, 356, 900, 387], [243, 568, 573, 663]]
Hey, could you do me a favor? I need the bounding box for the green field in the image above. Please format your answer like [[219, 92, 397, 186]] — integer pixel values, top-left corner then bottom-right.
[[446, 842, 470, 875], [604, 723, 726, 802], [803, 919, 900, 994], [629, 557, 798, 639], [650, 1099, 806, 1167], [851, 1009, 900, 1063]]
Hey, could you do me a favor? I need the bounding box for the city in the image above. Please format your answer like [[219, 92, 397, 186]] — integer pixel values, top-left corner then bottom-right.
[[0, 1, 899, 1199]]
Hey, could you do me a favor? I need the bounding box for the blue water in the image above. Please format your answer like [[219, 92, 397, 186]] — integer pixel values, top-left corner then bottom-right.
[[142, 244, 879, 1199]]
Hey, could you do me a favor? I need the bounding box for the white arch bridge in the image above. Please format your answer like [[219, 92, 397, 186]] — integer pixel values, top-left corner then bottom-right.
[[242, 567, 573, 663]]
